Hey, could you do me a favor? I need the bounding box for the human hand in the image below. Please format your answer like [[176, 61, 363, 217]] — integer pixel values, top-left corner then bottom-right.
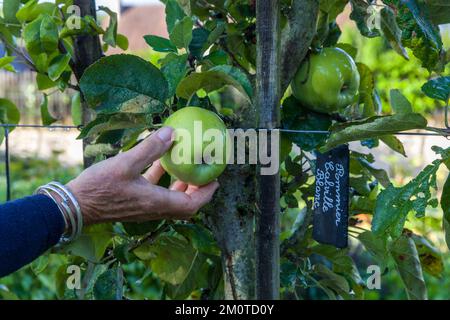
[[66, 127, 219, 225]]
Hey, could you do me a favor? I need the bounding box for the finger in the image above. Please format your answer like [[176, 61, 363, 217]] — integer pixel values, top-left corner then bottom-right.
[[170, 180, 188, 192], [119, 127, 173, 175], [143, 160, 165, 184]]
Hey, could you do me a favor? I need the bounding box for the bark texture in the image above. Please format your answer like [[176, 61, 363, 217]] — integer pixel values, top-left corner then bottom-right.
[[72, 0, 103, 168]]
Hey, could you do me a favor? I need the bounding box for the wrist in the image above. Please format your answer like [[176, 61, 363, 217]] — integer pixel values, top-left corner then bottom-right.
[[66, 180, 95, 226], [35, 182, 83, 244]]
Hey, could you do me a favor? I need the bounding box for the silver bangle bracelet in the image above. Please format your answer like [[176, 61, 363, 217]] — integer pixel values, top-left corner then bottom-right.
[[34, 181, 83, 245]]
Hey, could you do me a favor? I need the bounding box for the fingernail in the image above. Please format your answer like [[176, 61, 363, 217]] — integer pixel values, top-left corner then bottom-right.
[[157, 126, 173, 142]]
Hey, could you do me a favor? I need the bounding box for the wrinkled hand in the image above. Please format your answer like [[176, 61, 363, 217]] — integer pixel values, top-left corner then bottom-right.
[[66, 127, 219, 225]]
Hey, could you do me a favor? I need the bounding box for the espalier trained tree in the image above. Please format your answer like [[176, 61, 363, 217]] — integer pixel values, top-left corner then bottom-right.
[[0, 0, 450, 300]]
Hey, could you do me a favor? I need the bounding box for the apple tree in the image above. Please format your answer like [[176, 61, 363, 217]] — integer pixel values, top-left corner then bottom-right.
[[0, 0, 450, 300]]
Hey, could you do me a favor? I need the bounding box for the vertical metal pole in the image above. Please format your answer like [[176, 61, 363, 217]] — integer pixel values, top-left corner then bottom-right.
[[4, 127, 11, 201], [255, 0, 281, 299]]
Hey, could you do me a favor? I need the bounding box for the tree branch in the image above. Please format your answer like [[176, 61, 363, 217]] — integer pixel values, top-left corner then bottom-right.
[[280, 0, 319, 95]]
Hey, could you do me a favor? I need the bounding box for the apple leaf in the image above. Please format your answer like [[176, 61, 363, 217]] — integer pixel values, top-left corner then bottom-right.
[[99, 6, 118, 47], [169, 16, 193, 49], [23, 14, 58, 55], [320, 0, 348, 21], [48, 54, 71, 81], [281, 96, 331, 151], [64, 224, 113, 263], [79, 54, 169, 113], [146, 235, 197, 285], [3, 0, 20, 23], [349, 0, 380, 38], [320, 113, 427, 152], [39, 94, 57, 126], [380, 7, 409, 60], [421, 76, 450, 102], [372, 149, 446, 239], [390, 231, 428, 300], [357, 231, 389, 271], [382, 0, 443, 72], [176, 66, 252, 101], [442, 174, 450, 250], [189, 27, 210, 59], [165, 0, 186, 34], [0, 98, 20, 143], [425, 0, 450, 25], [144, 35, 177, 53], [93, 265, 123, 300], [380, 135, 406, 157], [161, 53, 188, 97], [412, 233, 444, 278], [390, 89, 412, 114]]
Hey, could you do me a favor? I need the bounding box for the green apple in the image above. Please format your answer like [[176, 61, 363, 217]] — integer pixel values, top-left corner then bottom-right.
[[291, 47, 360, 114], [160, 107, 229, 186]]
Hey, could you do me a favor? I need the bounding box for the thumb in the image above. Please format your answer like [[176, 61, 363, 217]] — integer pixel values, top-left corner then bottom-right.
[[121, 126, 174, 174]]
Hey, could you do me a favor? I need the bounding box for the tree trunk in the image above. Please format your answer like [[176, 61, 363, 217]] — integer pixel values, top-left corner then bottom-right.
[[255, 0, 281, 300], [72, 0, 103, 168]]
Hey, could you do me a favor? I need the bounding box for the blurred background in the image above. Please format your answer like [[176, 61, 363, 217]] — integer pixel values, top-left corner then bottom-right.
[[0, 0, 449, 300]]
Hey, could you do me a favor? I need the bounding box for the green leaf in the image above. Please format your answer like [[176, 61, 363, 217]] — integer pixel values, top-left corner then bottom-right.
[[165, 0, 186, 33], [71, 92, 82, 127], [442, 174, 450, 250], [383, 0, 443, 71], [390, 231, 428, 300], [30, 254, 49, 275], [380, 7, 409, 60], [357, 231, 389, 270], [23, 14, 58, 55], [313, 263, 350, 298], [320, 113, 427, 152], [176, 67, 252, 101], [320, 0, 348, 21], [93, 266, 123, 300], [380, 135, 406, 157], [48, 54, 71, 81], [189, 27, 210, 58], [281, 96, 332, 151], [373, 158, 442, 239], [79, 54, 169, 113], [146, 235, 197, 285], [0, 285, 19, 300], [426, 0, 450, 25], [64, 224, 113, 262], [144, 35, 177, 53], [39, 94, 57, 125], [36, 72, 57, 90], [123, 221, 161, 236], [356, 62, 379, 117], [349, 0, 380, 38], [3, 0, 20, 23], [0, 98, 20, 143], [15, 0, 38, 23], [161, 53, 188, 97], [173, 223, 220, 255], [0, 55, 16, 72], [99, 6, 118, 47], [169, 16, 193, 49], [165, 252, 209, 299], [358, 157, 391, 188], [116, 34, 129, 50], [84, 143, 118, 158], [390, 89, 412, 113], [210, 65, 253, 99], [421, 76, 450, 102], [411, 233, 444, 278]]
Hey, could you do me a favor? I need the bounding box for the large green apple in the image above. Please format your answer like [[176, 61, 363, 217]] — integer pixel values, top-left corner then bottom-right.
[[160, 107, 229, 186], [291, 47, 360, 114]]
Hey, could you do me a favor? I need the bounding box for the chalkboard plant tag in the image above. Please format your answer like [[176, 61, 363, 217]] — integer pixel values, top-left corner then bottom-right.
[[313, 144, 349, 248]]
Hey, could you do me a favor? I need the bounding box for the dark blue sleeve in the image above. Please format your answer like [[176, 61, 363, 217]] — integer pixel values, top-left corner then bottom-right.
[[0, 194, 64, 277]]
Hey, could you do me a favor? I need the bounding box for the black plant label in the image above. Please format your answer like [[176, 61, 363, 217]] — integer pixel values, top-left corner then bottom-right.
[[313, 144, 349, 248]]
